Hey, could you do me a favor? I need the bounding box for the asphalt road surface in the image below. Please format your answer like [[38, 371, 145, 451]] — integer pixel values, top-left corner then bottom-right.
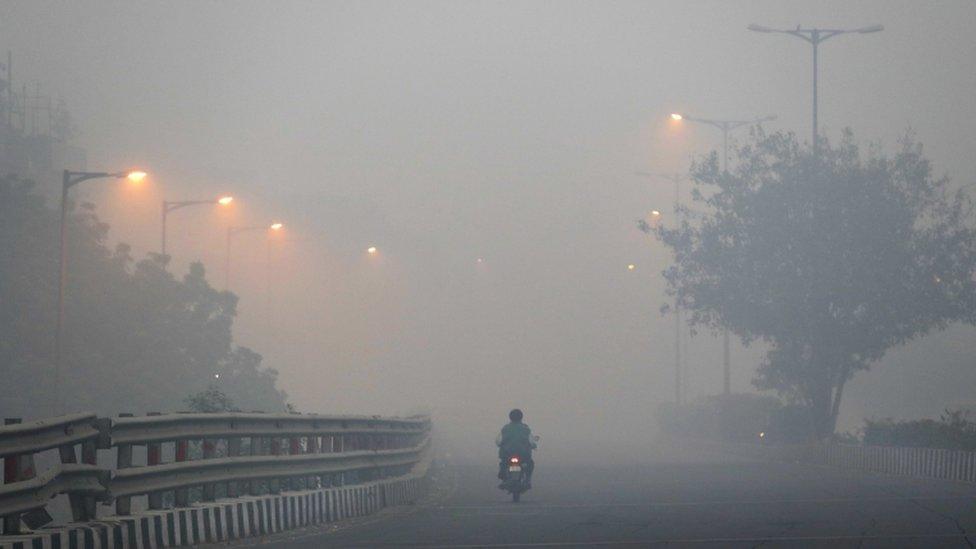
[[247, 445, 976, 548]]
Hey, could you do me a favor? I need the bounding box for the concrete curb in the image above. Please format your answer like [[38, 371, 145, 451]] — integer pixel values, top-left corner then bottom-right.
[[0, 474, 425, 548]]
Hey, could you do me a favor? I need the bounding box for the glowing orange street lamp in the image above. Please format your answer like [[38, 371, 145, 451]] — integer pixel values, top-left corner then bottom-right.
[[161, 195, 235, 256], [56, 168, 147, 413], [126, 170, 148, 182], [627, 264, 637, 271], [367, 246, 378, 255], [670, 113, 683, 121]]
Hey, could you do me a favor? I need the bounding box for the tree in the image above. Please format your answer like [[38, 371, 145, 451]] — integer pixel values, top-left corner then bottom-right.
[[185, 386, 238, 413], [213, 346, 289, 413], [656, 130, 976, 435], [0, 176, 289, 417]]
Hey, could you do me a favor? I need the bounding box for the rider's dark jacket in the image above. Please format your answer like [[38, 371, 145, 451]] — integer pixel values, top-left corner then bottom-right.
[[498, 421, 535, 460]]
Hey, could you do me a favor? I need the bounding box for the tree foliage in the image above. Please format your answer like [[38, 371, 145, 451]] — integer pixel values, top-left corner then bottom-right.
[[863, 409, 976, 451], [0, 176, 288, 417], [184, 386, 238, 413], [656, 130, 976, 435]]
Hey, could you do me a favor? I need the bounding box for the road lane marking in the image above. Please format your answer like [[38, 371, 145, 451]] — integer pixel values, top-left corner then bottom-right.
[[348, 532, 971, 547], [434, 493, 976, 510]]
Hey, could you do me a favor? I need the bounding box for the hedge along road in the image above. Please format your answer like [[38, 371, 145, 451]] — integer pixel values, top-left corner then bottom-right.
[[243, 445, 976, 548]]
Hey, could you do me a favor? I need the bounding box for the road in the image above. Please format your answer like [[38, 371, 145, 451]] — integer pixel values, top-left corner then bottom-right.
[[249, 445, 976, 548]]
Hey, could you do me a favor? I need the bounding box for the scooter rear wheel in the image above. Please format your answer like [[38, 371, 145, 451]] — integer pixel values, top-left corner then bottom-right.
[[512, 491, 520, 503]]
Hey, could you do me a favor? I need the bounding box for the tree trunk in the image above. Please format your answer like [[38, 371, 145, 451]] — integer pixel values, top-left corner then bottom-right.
[[810, 382, 833, 438], [828, 375, 847, 436]]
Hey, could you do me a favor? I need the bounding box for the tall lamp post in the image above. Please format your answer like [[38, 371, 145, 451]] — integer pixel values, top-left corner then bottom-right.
[[161, 196, 233, 256], [671, 113, 775, 395], [225, 222, 283, 290], [747, 23, 882, 154], [57, 169, 147, 413], [636, 170, 687, 405]]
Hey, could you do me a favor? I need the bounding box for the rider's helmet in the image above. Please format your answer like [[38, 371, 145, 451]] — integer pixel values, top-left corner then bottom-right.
[[509, 409, 523, 422]]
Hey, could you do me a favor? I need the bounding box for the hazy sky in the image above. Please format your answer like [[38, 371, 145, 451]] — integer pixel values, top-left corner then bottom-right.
[[4, 1, 975, 449]]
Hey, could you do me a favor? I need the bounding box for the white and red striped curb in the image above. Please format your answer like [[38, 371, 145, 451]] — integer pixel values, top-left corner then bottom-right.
[[0, 475, 425, 549]]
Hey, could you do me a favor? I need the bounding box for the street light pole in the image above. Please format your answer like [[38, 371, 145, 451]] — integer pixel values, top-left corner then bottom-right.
[[636, 170, 687, 405], [678, 114, 775, 395], [747, 23, 883, 154], [225, 223, 283, 290], [56, 169, 146, 414], [161, 196, 233, 256]]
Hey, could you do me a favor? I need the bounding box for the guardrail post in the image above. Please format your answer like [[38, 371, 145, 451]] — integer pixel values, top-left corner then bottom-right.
[[56, 423, 92, 522], [202, 438, 216, 501], [2, 418, 22, 535], [146, 412, 164, 510], [269, 438, 282, 494], [226, 437, 241, 498], [174, 439, 189, 506], [248, 436, 263, 496], [308, 436, 320, 489], [289, 437, 301, 490], [79, 437, 98, 520], [115, 413, 134, 515]]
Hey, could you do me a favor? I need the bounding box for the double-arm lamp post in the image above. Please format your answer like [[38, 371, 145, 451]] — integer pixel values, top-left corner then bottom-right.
[[669, 113, 775, 396], [747, 23, 882, 154], [672, 114, 777, 172], [56, 169, 147, 413], [161, 196, 233, 256]]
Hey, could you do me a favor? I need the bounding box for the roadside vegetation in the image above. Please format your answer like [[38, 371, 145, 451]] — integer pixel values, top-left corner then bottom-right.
[[862, 410, 976, 451], [659, 393, 976, 451], [0, 176, 289, 418], [648, 129, 976, 436]]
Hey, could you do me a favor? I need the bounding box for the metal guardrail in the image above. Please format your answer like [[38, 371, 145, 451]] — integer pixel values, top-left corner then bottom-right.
[[110, 412, 428, 445], [696, 438, 976, 484], [109, 437, 430, 498], [0, 413, 108, 459], [0, 464, 108, 518], [0, 412, 431, 537]]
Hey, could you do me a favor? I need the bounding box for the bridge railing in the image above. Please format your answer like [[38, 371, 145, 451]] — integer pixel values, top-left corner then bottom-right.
[[0, 412, 430, 536], [691, 438, 976, 484]]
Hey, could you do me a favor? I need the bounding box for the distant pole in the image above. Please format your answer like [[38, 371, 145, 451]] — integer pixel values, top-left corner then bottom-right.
[[161, 202, 168, 256], [162, 197, 232, 259], [675, 305, 682, 404], [673, 175, 682, 405], [636, 170, 690, 404], [721, 125, 731, 395], [679, 114, 775, 395], [266, 235, 273, 330], [55, 171, 69, 415], [812, 31, 819, 153], [225, 227, 232, 290], [225, 223, 281, 291], [748, 23, 883, 155]]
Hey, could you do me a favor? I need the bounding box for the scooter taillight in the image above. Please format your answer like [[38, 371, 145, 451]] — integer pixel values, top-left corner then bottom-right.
[[510, 456, 520, 464]]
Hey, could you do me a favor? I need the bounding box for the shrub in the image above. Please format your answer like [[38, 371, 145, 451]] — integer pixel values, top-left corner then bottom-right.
[[862, 409, 976, 450]]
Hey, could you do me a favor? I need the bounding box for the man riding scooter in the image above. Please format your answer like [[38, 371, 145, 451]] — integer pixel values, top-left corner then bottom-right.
[[497, 408, 536, 489]]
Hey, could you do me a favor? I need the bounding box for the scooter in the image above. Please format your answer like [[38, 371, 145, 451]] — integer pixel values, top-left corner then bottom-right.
[[498, 435, 539, 502], [501, 455, 529, 502]]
